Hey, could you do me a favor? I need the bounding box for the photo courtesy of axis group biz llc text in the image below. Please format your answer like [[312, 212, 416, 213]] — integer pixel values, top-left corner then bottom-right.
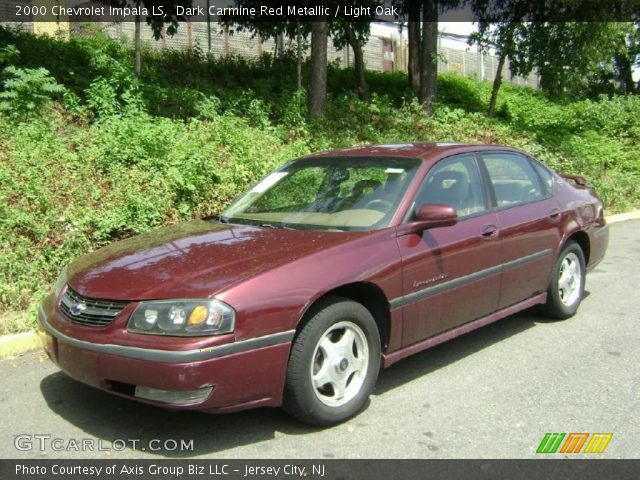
[[0, 0, 639, 479]]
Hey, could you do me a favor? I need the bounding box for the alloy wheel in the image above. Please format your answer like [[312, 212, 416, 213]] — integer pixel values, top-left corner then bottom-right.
[[310, 321, 370, 407], [558, 251, 582, 307]]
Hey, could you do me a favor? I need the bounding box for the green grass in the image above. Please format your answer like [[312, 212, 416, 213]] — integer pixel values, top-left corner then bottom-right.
[[0, 27, 639, 332]]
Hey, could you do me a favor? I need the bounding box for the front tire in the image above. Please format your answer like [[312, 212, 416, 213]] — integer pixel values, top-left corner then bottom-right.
[[542, 241, 586, 319], [283, 298, 381, 427]]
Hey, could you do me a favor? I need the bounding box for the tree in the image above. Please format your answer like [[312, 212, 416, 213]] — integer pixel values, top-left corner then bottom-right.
[[612, 23, 639, 95], [218, 13, 312, 91], [309, 20, 329, 117], [470, 1, 636, 104], [468, 0, 534, 115], [223, 1, 376, 114], [296, 22, 303, 91], [517, 22, 633, 98], [330, 19, 373, 101], [102, 0, 193, 76], [470, 22, 521, 116], [407, 0, 421, 93], [398, 0, 462, 115], [419, 0, 438, 115], [134, 0, 142, 77], [394, 0, 421, 93]]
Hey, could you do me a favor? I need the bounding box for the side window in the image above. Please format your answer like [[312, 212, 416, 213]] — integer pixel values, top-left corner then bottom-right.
[[413, 155, 487, 219], [529, 158, 554, 195], [482, 153, 544, 207]]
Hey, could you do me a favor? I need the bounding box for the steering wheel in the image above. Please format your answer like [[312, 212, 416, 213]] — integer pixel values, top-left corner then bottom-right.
[[364, 199, 392, 212]]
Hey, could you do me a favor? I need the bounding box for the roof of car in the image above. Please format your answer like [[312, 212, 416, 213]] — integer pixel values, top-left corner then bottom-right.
[[305, 142, 522, 162]]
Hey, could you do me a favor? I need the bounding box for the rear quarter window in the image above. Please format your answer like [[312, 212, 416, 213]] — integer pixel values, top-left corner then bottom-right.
[[529, 159, 555, 195]]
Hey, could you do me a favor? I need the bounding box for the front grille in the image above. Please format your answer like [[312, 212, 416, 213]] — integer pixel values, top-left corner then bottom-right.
[[59, 286, 129, 327]]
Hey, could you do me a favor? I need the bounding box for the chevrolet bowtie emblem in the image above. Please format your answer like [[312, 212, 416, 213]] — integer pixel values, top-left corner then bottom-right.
[[70, 302, 87, 316]]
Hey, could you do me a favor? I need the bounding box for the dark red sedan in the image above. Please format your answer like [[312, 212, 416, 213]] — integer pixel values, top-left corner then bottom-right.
[[38, 143, 608, 426]]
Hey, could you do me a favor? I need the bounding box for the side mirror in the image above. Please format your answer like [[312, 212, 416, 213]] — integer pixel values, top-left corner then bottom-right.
[[397, 203, 458, 235]]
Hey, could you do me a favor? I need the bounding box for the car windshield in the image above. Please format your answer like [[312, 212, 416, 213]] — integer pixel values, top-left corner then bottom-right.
[[221, 156, 422, 231]]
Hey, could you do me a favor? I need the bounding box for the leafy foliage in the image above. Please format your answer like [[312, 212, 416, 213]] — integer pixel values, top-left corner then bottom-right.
[[0, 27, 638, 332], [0, 65, 65, 119]]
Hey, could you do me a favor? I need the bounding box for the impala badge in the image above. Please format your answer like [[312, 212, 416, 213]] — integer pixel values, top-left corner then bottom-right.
[[70, 302, 87, 316]]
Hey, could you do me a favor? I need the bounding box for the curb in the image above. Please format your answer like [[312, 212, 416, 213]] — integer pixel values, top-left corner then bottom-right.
[[0, 210, 638, 360], [605, 209, 640, 225], [0, 331, 41, 359]]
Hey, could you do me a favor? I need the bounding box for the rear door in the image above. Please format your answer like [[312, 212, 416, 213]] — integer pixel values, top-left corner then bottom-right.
[[395, 153, 502, 345], [479, 151, 562, 308]]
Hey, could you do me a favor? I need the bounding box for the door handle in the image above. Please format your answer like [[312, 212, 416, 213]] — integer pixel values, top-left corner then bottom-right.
[[549, 208, 561, 220], [481, 225, 498, 239]]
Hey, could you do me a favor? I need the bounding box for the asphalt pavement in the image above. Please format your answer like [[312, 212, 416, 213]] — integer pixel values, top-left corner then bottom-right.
[[1, 220, 638, 459]]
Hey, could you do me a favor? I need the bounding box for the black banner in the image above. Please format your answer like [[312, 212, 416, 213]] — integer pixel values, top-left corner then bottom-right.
[[1, 460, 639, 480], [0, 0, 639, 23]]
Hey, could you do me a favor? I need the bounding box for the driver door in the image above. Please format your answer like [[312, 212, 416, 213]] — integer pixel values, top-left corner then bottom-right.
[[395, 154, 502, 345]]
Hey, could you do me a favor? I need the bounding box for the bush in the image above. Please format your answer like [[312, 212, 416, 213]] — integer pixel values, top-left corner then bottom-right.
[[0, 65, 65, 119], [0, 26, 638, 332], [437, 73, 485, 112]]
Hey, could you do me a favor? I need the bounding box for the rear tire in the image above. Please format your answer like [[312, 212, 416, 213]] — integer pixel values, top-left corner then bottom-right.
[[283, 297, 381, 427], [542, 241, 586, 319]]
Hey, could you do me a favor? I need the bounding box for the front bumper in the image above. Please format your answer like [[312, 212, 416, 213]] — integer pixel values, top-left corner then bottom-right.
[[37, 299, 293, 412]]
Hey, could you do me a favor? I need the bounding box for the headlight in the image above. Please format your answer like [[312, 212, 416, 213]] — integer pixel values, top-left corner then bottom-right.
[[127, 299, 235, 337], [54, 266, 68, 298]]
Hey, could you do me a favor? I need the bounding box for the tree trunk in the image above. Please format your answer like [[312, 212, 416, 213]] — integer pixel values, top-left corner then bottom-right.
[[344, 23, 369, 101], [309, 20, 329, 118], [615, 54, 635, 95], [488, 52, 506, 117], [407, 0, 421, 93], [134, 2, 141, 77], [539, 68, 562, 98], [277, 31, 285, 57], [419, 0, 438, 116], [296, 22, 302, 91]]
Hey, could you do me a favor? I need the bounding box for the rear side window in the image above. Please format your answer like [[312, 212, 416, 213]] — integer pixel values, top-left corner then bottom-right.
[[482, 153, 544, 207], [529, 159, 554, 195]]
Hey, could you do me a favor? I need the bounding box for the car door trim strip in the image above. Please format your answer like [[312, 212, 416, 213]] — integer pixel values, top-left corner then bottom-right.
[[38, 306, 295, 364], [389, 248, 553, 310]]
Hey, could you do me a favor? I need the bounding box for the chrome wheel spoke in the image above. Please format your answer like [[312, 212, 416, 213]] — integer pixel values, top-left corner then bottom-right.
[[331, 375, 349, 401], [319, 337, 336, 361], [312, 362, 332, 390], [570, 262, 579, 278], [337, 328, 356, 350], [310, 321, 370, 408], [344, 358, 363, 381], [558, 252, 582, 307]]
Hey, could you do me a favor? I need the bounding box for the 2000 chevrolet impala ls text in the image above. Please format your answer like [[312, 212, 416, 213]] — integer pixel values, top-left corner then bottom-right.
[[38, 143, 608, 426]]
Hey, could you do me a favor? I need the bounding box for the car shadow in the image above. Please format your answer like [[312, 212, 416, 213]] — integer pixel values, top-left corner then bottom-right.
[[39, 305, 552, 457], [39, 373, 316, 457], [375, 307, 543, 394]]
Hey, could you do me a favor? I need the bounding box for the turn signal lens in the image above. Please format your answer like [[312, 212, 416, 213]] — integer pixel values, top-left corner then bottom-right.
[[188, 305, 208, 326]]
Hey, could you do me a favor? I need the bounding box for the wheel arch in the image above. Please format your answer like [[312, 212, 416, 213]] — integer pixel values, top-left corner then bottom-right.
[[295, 282, 392, 352], [564, 230, 591, 265]]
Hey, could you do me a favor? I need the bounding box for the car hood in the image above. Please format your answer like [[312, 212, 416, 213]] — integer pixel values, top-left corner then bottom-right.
[[67, 220, 364, 300]]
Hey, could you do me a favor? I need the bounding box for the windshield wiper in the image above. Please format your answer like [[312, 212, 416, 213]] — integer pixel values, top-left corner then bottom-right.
[[202, 214, 227, 223], [260, 223, 294, 230]]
